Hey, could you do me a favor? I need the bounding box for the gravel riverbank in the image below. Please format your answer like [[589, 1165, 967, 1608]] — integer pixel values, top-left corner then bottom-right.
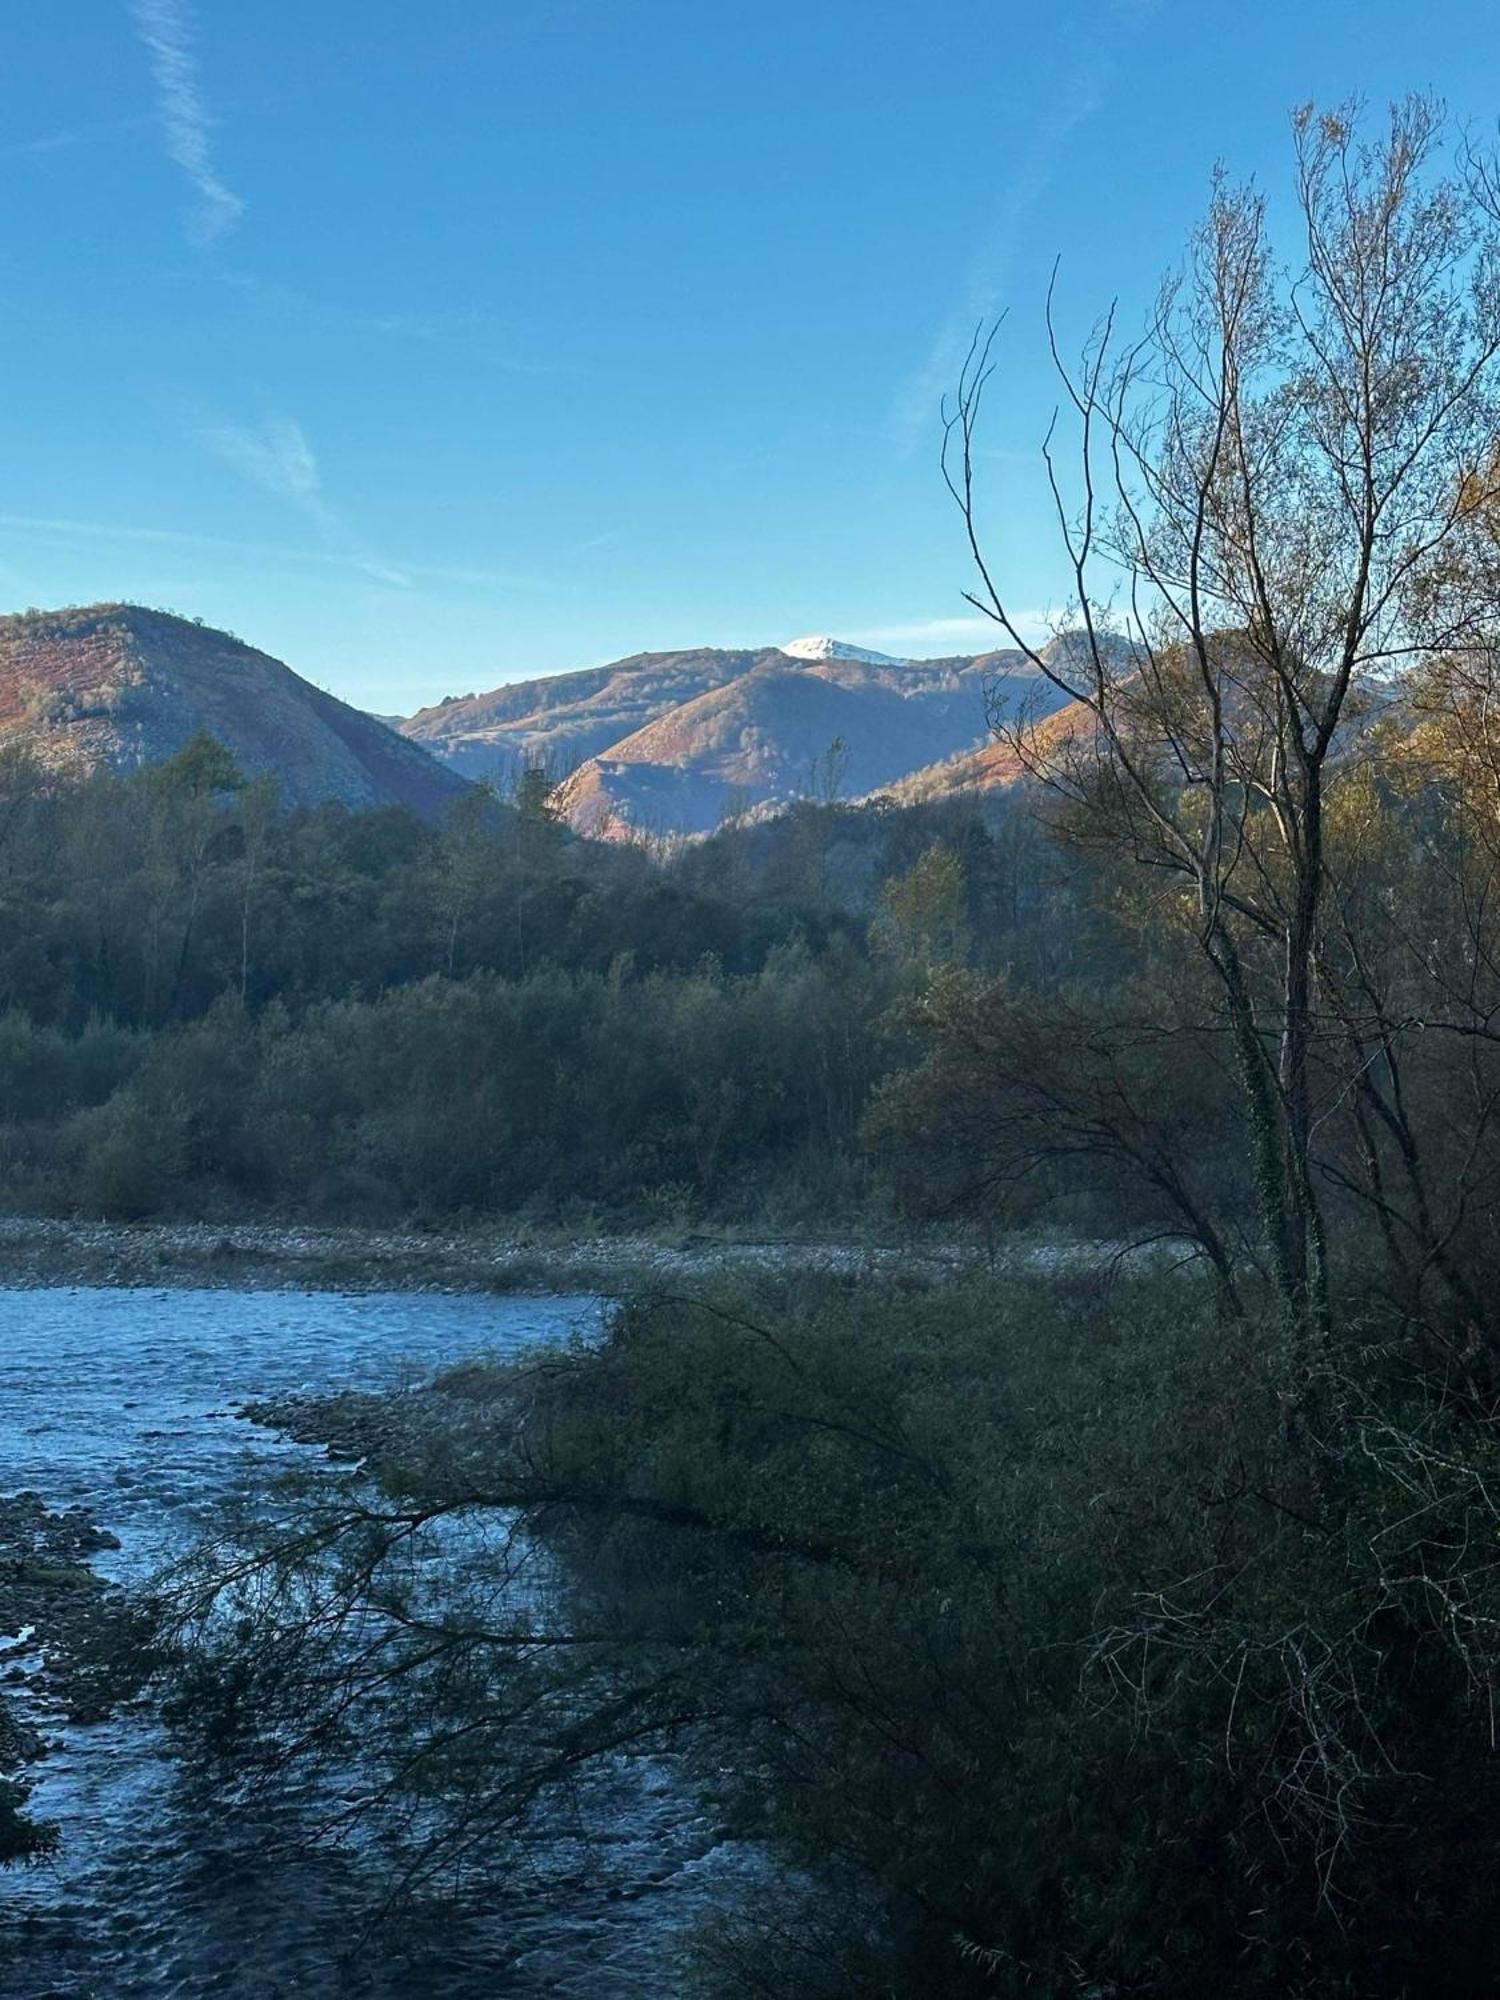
[[0, 1215, 1182, 1295], [0, 1214, 976, 1294]]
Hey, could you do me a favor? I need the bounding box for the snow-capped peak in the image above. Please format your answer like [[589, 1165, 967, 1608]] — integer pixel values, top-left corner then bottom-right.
[[781, 635, 903, 666]]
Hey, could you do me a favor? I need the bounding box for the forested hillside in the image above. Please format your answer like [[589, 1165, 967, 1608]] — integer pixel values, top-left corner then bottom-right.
[[2, 616, 1497, 1305]]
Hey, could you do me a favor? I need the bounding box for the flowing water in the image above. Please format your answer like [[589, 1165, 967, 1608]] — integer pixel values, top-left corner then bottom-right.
[[0, 1287, 757, 1997]]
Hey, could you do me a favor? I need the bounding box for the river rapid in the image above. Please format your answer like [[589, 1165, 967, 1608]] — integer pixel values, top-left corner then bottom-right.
[[0, 1287, 757, 1998]]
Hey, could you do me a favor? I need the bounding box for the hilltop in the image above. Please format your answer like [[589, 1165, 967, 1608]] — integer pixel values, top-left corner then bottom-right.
[[0, 605, 467, 816]]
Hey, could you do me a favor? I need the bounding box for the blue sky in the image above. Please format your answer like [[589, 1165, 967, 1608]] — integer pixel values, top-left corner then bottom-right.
[[1, 1, 1496, 712]]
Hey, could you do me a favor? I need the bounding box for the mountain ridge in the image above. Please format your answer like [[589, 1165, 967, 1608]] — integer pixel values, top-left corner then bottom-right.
[[548, 645, 1071, 838], [0, 607, 1095, 835], [402, 635, 1079, 836], [402, 647, 782, 783]]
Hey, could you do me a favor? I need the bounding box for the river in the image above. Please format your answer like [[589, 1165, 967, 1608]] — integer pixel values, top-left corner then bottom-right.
[[0, 1286, 757, 1997]]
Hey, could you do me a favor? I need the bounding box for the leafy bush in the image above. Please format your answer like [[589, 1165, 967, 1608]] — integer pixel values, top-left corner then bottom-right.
[[67, 1089, 191, 1219], [544, 1279, 1500, 1996]]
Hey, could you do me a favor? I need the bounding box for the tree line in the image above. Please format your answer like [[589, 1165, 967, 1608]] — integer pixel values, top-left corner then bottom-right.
[[0, 731, 1100, 1226]]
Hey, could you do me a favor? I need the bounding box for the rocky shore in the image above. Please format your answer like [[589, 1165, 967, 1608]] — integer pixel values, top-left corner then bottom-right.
[[0, 1490, 136, 1861]]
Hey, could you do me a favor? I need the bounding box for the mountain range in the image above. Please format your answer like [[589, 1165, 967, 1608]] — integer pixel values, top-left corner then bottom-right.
[[0, 608, 1089, 834], [401, 647, 785, 785], [402, 634, 1078, 837]]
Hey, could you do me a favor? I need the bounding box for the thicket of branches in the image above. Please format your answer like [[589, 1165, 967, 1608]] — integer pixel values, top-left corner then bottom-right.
[[924, 95, 1500, 1371]]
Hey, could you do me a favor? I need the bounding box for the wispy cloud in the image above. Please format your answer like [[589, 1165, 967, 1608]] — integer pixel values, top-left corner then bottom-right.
[[889, 88, 1103, 454], [191, 412, 415, 586], [0, 508, 380, 584], [192, 414, 555, 592], [889, 1, 1158, 455], [214, 271, 567, 377], [197, 415, 324, 515], [129, 0, 243, 245], [847, 612, 1053, 652], [0, 510, 547, 594]]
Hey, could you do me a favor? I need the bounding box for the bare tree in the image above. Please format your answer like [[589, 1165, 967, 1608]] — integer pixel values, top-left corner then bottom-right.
[[943, 98, 1500, 1351]]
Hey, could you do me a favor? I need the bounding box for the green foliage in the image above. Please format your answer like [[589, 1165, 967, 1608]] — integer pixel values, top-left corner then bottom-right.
[[525, 1280, 1500, 1994], [872, 842, 970, 968], [512, 760, 562, 827], [0, 1777, 57, 1870], [67, 1087, 191, 1219], [148, 731, 247, 799]]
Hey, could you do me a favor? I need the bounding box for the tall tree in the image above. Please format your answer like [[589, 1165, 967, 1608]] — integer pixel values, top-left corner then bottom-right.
[[945, 98, 1500, 1347]]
